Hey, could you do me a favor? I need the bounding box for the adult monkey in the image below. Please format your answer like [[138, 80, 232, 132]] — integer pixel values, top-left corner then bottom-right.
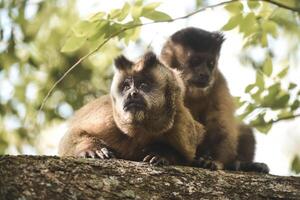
[[161, 27, 269, 172], [59, 51, 205, 166]]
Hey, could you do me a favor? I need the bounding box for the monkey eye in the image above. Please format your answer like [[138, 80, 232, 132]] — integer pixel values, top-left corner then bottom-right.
[[189, 58, 202, 68], [122, 82, 131, 91], [139, 82, 150, 91]]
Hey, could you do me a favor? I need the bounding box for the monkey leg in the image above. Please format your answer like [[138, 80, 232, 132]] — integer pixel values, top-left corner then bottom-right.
[[237, 124, 255, 162]]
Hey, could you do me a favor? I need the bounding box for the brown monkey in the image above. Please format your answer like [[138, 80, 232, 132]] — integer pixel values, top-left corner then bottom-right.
[[59, 51, 205, 166], [161, 27, 268, 172]]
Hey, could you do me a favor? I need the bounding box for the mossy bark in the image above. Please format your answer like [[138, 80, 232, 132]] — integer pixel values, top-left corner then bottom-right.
[[0, 155, 299, 200]]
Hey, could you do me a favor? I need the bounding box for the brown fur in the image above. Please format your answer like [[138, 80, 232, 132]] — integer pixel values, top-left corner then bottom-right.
[[59, 52, 205, 164], [161, 28, 241, 169], [237, 124, 255, 162]]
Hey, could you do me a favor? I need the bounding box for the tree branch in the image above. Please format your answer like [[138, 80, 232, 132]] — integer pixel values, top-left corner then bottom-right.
[[252, 113, 300, 127], [258, 0, 300, 13], [1, 156, 300, 199]]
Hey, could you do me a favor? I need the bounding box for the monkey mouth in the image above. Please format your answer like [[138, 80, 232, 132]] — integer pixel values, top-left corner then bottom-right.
[[188, 79, 209, 88], [124, 99, 146, 111]]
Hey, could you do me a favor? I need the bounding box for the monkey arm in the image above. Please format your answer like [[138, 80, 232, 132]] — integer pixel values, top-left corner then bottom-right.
[[164, 103, 206, 164]]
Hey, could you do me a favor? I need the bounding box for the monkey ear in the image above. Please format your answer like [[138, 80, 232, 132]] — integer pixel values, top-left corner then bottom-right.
[[114, 55, 133, 70], [143, 51, 159, 70], [212, 31, 225, 46]]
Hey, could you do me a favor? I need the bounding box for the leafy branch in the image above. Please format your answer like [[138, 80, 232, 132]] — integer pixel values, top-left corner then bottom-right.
[[38, 0, 300, 117], [38, 0, 238, 113], [259, 0, 300, 13], [252, 113, 300, 127]]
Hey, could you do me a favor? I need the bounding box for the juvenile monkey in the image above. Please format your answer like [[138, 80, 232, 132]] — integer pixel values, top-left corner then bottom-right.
[[59, 51, 205, 165], [161, 27, 269, 172]]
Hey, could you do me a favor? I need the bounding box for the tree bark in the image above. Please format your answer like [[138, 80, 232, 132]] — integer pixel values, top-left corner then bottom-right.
[[0, 155, 299, 200]]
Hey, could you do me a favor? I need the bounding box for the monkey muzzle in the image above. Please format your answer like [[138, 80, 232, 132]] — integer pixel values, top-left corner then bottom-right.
[[188, 75, 209, 88], [123, 97, 146, 112]]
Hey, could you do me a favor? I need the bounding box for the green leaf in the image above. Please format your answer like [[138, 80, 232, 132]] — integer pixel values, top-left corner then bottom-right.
[[250, 112, 266, 127], [110, 9, 121, 19], [255, 72, 265, 90], [239, 13, 257, 36], [262, 20, 278, 38], [271, 94, 290, 109], [291, 100, 300, 111], [143, 2, 161, 13], [237, 104, 255, 120], [61, 35, 86, 52], [131, 4, 143, 20], [245, 84, 256, 93], [291, 156, 300, 174], [118, 2, 130, 21], [89, 12, 106, 22], [247, 1, 260, 9], [261, 32, 268, 47], [72, 20, 102, 38], [263, 56, 273, 77], [288, 82, 297, 90], [222, 14, 242, 31], [255, 123, 272, 134], [261, 83, 280, 107], [142, 10, 171, 21], [224, 2, 243, 14], [277, 67, 289, 78]]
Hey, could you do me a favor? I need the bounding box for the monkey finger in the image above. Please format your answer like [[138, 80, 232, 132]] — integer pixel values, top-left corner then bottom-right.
[[100, 148, 110, 158], [143, 155, 152, 162], [149, 156, 159, 165], [86, 150, 96, 158], [95, 150, 105, 159], [78, 151, 88, 158], [101, 148, 116, 159]]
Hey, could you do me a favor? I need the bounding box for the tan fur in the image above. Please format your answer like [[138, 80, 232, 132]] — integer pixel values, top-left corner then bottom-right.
[[59, 52, 205, 164]]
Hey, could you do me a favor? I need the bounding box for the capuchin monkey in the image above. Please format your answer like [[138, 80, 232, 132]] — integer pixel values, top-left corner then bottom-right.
[[161, 27, 269, 173], [59, 51, 205, 166]]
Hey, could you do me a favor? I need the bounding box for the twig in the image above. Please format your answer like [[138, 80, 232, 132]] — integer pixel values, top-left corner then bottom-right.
[[252, 113, 300, 126], [257, 0, 300, 13]]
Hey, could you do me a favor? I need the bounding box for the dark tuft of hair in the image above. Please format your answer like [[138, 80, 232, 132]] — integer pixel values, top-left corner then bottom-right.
[[143, 51, 159, 69], [170, 27, 225, 54], [114, 55, 133, 70]]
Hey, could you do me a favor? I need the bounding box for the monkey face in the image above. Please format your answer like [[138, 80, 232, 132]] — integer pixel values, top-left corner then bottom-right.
[[161, 27, 224, 93], [183, 52, 217, 89], [111, 52, 170, 124]]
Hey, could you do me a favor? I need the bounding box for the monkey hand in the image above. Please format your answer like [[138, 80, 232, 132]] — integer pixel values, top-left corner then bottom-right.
[[194, 156, 224, 170], [143, 153, 170, 166], [77, 145, 116, 159]]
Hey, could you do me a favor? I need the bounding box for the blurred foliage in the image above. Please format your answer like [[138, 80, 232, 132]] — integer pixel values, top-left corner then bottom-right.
[[222, 1, 300, 134], [0, 0, 300, 172], [291, 155, 300, 174]]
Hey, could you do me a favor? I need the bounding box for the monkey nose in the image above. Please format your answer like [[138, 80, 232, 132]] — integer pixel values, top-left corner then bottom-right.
[[198, 74, 209, 83], [129, 90, 139, 98]]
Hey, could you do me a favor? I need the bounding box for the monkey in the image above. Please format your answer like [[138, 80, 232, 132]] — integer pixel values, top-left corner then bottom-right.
[[59, 51, 205, 166], [160, 27, 269, 173]]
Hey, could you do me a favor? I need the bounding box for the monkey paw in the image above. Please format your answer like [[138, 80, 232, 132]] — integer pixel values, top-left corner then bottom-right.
[[235, 162, 270, 174], [194, 157, 224, 170], [77, 147, 116, 159], [143, 154, 170, 166]]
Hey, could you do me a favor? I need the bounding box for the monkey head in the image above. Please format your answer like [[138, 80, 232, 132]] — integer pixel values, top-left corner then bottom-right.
[[111, 51, 183, 137], [161, 27, 224, 96]]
